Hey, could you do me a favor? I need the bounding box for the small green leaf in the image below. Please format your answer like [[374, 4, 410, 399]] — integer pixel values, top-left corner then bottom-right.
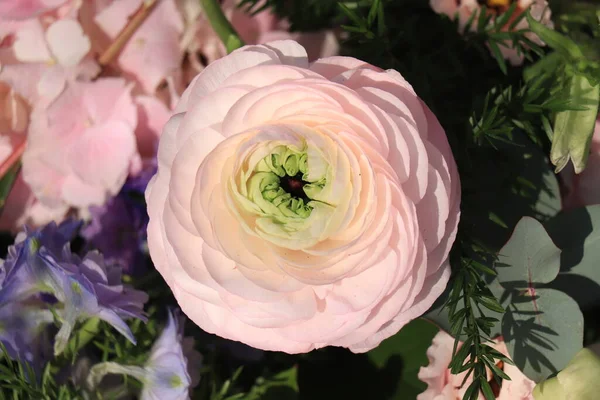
[[0, 162, 20, 212], [245, 367, 299, 400], [526, 12, 585, 60]]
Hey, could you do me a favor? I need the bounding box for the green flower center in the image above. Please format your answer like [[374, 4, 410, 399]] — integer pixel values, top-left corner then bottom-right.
[[169, 374, 183, 388], [246, 144, 327, 220]]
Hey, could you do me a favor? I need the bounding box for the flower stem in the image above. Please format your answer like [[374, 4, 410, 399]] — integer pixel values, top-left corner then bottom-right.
[[200, 0, 245, 53], [98, 0, 159, 66]]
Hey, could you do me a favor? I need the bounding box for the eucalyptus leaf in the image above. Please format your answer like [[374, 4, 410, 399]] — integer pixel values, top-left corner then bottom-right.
[[494, 218, 584, 382], [502, 288, 583, 383], [544, 205, 600, 309], [497, 217, 561, 289], [550, 73, 600, 173]]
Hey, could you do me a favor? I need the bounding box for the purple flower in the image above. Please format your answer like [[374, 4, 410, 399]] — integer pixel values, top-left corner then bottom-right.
[[81, 162, 155, 275], [87, 309, 202, 400], [0, 219, 148, 355], [38, 250, 148, 355], [0, 219, 81, 305], [0, 302, 53, 364], [81, 196, 148, 275]]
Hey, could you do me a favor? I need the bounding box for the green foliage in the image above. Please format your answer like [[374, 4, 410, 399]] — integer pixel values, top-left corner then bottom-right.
[[495, 217, 584, 382], [0, 162, 20, 214], [0, 343, 83, 399], [237, 0, 342, 31], [545, 205, 600, 310], [244, 367, 299, 400], [367, 319, 439, 399]]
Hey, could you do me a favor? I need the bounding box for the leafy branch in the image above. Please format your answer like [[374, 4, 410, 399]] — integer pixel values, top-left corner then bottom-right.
[[444, 248, 513, 400], [462, 3, 546, 74]]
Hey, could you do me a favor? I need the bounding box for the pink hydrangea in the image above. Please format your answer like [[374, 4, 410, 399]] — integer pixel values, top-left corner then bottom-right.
[[418, 331, 535, 400], [180, 0, 338, 77], [0, 0, 67, 21], [94, 0, 185, 93], [22, 77, 141, 213]]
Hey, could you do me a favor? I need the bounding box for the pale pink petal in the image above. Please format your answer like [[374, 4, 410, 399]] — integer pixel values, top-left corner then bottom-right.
[[134, 96, 171, 159], [45, 19, 90, 67], [12, 19, 51, 63], [67, 120, 137, 194]]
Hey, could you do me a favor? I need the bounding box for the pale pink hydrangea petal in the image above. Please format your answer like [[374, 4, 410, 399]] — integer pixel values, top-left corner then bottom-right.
[[45, 19, 91, 67], [22, 77, 140, 212], [0, 0, 66, 21], [0, 171, 68, 233], [95, 0, 184, 93], [134, 95, 171, 159], [67, 120, 137, 194], [12, 19, 52, 63]]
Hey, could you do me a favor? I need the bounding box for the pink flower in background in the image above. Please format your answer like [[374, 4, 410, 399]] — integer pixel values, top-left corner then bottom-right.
[[561, 119, 600, 209], [134, 95, 171, 159], [429, 0, 553, 66], [95, 0, 184, 93], [22, 77, 141, 213], [145, 41, 460, 353], [418, 331, 535, 400], [0, 0, 67, 21], [181, 0, 338, 77]]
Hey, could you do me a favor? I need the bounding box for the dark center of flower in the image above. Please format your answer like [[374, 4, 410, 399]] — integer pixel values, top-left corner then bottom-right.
[[279, 173, 309, 202]]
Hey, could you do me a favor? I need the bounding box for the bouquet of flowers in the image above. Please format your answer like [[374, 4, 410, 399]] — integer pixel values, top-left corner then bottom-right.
[[0, 0, 599, 399]]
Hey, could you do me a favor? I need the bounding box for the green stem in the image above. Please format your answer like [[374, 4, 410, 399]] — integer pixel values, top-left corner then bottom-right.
[[200, 0, 245, 53]]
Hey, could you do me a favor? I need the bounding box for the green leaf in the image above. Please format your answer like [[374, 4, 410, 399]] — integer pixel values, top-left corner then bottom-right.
[[497, 217, 562, 289], [525, 12, 585, 60], [245, 367, 299, 400], [422, 288, 454, 336], [367, 318, 439, 399], [0, 162, 20, 212], [544, 205, 600, 309], [550, 74, 600, 173], [523, 52, 564, 83], [502, 288, 583, 382]]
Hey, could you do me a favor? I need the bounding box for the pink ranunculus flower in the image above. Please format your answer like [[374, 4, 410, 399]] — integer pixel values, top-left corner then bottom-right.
[[145, 40, 460, 353], [561, 119, 600, 209], [429, 0, 553, 66], [418, 331, 535, 400], [22, 77, 141, 214]]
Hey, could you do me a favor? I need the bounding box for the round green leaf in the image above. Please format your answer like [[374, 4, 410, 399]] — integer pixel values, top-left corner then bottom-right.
[[497, 217, 561, 289], [502, 288, 584, 383], [545, 205, 600, 309]]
